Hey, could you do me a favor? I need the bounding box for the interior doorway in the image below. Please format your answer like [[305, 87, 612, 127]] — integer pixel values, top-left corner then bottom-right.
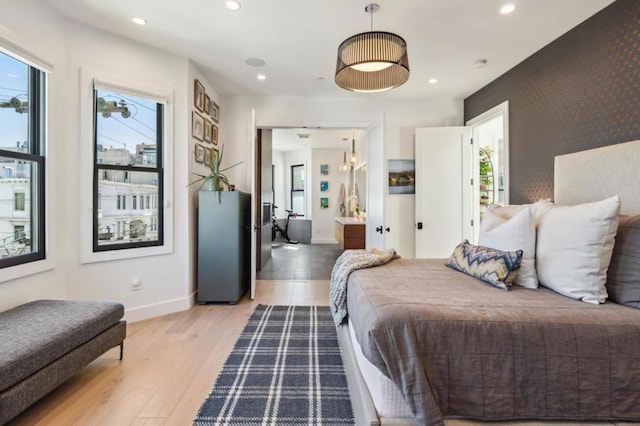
[[254, 127, 368, 273], [466, 101, 509, 242]]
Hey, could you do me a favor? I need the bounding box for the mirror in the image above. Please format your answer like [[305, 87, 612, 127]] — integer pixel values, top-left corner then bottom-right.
[[354, 162, 367, 214]]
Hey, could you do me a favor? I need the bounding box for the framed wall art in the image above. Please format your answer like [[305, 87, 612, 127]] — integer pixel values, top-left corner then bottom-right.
[[211, 101, 220, 123], [388, 159, 416, 194], [320, 181, 328, 191], [195, 144, 205, 163], [320, 197, 329, 209], [192, 111, 204, 141], [194, 79, 205, 112], [203, 93, 211, 115], [212, 123, 219, 145], [320, 164, 329, 175], [204, 145, 211, 165], [204, 119, 213, 143]]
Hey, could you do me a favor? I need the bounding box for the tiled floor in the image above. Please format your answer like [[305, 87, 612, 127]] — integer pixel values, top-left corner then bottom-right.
[[257, 241, 343, 280]]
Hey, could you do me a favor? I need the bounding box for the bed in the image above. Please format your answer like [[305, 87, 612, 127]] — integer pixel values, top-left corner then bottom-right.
[[337, 140, 640, 426]]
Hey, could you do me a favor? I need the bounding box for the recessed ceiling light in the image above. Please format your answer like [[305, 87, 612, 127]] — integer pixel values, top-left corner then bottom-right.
[[473, 59, 488, 68], [257, 74, 266, 80], [226, 0, 241, 10], [428, 78, 438, 84], [131, 17, 147, 25], [500, 3, 516, 14], [245, 58, 266, 67]]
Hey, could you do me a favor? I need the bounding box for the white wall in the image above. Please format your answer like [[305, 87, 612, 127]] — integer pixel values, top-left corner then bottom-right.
[[0, 0, 205, 321], [272, 150, 286, 215], [221, 95, 463, 258]]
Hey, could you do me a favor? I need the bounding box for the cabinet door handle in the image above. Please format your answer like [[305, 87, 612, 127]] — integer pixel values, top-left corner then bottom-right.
[[375, 226, 383, 234], [385, 227, 390, 233]]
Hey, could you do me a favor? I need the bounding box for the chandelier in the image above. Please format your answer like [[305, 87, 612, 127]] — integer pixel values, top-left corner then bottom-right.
[[335, 4, 410, 92]]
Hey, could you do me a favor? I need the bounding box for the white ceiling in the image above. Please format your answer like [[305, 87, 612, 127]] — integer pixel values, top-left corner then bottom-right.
[[272, 128, 367, 152], [44, 0, 614, 101]]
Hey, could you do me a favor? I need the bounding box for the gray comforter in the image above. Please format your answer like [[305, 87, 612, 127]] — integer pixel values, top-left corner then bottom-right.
[[347, 258, 640, 426]]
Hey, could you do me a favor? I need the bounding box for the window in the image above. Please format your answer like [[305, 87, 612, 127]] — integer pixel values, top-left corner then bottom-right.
[[0, 51, 46, 269], [14, 192, 25, 211], [93, 88, 163, 250], [290, 164, 305, 216]]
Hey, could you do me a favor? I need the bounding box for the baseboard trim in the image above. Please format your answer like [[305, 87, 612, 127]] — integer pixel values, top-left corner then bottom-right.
[[311, 238, 338, 244], [125, 293, 195, 323]]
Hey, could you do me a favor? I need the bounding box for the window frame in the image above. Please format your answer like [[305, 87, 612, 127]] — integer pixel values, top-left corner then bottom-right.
[[79, 69, 174, 264], [91, 88, 165, 252], [290, 163, 305, 217], [0, 53, 46, 270]]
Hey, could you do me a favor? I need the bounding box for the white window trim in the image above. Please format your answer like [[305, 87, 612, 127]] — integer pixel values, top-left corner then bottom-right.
[[0, 34, 56, 283], [79, 67, 175, 264]]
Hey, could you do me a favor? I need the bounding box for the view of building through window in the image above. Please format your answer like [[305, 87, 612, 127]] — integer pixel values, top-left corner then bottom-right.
[[94, 88, 163, 249], [0, 51, 44, 266]]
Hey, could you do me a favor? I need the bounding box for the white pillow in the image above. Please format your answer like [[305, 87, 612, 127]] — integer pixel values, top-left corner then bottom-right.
[[487, 199, 553, 225], [536, 196, 620, 304], [479, 207, 538, 288]]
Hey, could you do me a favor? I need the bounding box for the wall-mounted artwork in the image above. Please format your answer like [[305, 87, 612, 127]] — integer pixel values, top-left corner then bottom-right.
[[204, 119, 213, 143], [320, 164, 329, 175], [195, 144, 205, 163], [194, 79, 205, 112], [320, 197, 329, 209], [388, 159, 415, 194], [204, 145, 212, 165], [320, 181, 329, 192], [211, 101, 220, 123], [192, 111, 204, 140], [203, 93, 211, 115], [212, 124, 219, 145]]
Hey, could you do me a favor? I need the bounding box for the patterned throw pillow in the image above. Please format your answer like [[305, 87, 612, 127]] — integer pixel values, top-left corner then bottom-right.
[[446, 240, 523, 291]]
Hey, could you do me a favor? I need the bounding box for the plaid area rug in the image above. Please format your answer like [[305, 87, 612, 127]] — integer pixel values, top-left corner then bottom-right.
[[194, 305, 355, 426]]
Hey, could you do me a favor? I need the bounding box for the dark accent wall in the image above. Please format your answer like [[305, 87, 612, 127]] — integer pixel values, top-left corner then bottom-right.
[[464, 0, 640, 204]]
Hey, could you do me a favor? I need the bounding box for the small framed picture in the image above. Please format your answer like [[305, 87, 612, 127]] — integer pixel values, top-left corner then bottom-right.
[[212, 124, 219, 145], [320, 197, 329, 209], [211, 101, 220, 123], [204, 119, 213, 143], [204, 145, 212, 165], [194, 79, 205, 112], [203, 93, 211, 115], [192, 111, 204, 141], [211, 147, 219, 165], [320, 181, 329, 191], [194, 144, 205, 163], [320, 164, 329, 175]]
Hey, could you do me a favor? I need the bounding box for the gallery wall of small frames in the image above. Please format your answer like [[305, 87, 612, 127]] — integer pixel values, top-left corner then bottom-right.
[[192, 79, 220, 164]]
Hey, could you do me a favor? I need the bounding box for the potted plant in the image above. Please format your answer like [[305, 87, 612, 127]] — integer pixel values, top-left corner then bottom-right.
[[189, 144, 243, 193], [480, 194, 490, 205]]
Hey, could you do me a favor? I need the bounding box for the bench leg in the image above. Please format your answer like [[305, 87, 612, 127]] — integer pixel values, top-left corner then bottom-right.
[[119, 342, 124, 360]]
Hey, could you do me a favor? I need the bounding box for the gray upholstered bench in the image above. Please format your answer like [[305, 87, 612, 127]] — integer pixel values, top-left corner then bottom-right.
[[0, 300, 126, 424]]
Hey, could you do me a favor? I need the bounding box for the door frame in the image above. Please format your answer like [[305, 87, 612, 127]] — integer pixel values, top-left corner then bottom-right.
[[466, 101, 509, 242]]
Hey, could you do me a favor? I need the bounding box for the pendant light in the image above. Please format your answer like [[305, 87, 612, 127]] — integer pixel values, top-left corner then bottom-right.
[[350, 130, 358, 165], [335, 4, 410, 92], [340, 151, 350, 171], [340, 138, 351, 171]]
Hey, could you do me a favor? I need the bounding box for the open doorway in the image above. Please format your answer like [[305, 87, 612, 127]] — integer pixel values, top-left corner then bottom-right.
[[255, 127, 368, 278], [466, 101, 509, 242]]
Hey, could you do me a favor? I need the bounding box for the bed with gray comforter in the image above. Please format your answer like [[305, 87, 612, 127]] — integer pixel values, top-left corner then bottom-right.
[[346, 258, 640, 426]]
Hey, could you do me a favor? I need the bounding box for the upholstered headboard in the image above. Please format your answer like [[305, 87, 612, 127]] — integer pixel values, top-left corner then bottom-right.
[[554, 139, 640, 215]]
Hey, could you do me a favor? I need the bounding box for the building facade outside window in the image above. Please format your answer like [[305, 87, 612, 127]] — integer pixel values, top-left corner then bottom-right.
[[93, 88, 164, 251], [0, 51, 46, 269]]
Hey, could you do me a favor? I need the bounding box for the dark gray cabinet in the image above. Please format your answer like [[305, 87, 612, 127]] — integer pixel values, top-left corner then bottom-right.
[[197, 191, 251, 304]]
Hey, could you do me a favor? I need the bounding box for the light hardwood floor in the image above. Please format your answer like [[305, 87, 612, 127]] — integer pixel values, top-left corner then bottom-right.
[[10, 280, 330, 426], [10, 280, 637, 426]]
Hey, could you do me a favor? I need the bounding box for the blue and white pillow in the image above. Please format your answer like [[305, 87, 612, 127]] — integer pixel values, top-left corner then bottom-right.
[[446, 240, 523, 291]]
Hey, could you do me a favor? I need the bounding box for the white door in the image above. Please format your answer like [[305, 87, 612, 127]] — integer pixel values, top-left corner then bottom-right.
[[366, 121, 385, 249], [249, 109, 257, 299], [415, 127, 473, 258]]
